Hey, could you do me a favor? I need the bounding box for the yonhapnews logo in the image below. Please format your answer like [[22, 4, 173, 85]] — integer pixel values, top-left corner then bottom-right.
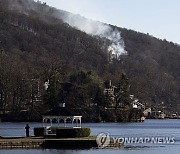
[[96, 132, 175, 148], [96, 132, 111, 148]]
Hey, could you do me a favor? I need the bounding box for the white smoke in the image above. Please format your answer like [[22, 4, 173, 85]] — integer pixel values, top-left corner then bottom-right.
[[7, 0, 127, 58], [60, 13, 127, 58]]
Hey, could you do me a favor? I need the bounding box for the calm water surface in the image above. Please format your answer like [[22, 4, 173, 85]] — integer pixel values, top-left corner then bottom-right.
[[0, 119, 180, 154]]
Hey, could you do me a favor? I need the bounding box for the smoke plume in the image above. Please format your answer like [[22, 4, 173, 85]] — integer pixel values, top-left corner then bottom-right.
[[7, 0, 127, 58], [60, 13, 127, 58]]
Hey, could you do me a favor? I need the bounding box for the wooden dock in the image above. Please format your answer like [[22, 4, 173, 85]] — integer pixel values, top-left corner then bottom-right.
[[0, 137, 44, 149], [0, 136, 123, 149]]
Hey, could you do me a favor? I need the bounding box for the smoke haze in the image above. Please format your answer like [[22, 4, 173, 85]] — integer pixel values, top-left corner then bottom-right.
[[61, 13, 127, 58], [7, 0, 127, 58]]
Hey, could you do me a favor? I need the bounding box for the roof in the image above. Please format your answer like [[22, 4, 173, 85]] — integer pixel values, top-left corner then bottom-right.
[[43, 107, 81, 117]]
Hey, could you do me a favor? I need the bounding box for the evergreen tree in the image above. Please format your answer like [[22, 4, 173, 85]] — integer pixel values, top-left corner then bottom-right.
[[45, 75, 59, 108], [93, 86, 105, 107], [116, 73, 131, 107]]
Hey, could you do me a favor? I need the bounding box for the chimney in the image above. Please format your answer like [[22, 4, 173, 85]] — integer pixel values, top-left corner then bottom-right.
[[59, 103, 65, 108], [109, 80, 112, 87]]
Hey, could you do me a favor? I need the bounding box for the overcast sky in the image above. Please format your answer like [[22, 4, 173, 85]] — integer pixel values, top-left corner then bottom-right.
[[41, 0, 180, 44]]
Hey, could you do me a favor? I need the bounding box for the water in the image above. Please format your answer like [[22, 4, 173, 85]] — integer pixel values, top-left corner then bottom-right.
[[0, 119, 180, 154]]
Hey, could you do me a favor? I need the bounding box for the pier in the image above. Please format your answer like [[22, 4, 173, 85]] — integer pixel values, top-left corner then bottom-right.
[[0, 137, 44, 149], [0, 136, 123, 149]]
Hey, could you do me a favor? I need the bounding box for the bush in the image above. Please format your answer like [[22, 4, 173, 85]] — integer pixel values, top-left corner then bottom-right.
[[56, 128, 90, 138], [34, 127, 46, 137]]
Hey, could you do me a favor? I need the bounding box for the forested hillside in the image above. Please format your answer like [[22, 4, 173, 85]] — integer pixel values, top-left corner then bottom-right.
[[0, 0, 179, 121]]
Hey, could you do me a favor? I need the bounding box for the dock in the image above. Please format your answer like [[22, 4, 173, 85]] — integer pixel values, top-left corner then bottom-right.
[[0, 136, 123, 149], [0, 137, 44, 149]]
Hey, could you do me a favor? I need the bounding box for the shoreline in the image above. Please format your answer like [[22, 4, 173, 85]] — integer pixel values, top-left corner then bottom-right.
[[0, 136, 123, 149]]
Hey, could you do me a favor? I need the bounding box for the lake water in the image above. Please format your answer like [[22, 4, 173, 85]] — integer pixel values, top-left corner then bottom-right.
[[0, 119, 180, 154]]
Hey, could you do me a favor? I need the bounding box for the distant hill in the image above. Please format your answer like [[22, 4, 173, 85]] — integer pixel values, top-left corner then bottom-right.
[[0, 0, 179, 119]]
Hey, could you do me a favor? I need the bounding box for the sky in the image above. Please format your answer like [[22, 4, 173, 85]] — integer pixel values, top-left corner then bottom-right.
[[41, 0, 180, 44]]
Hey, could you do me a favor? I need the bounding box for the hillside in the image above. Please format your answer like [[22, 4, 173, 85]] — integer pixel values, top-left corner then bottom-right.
[[0, 0, 179, 121]]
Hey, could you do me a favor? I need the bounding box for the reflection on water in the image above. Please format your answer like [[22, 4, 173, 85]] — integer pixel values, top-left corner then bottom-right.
[[0, 119, 180, 154]]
